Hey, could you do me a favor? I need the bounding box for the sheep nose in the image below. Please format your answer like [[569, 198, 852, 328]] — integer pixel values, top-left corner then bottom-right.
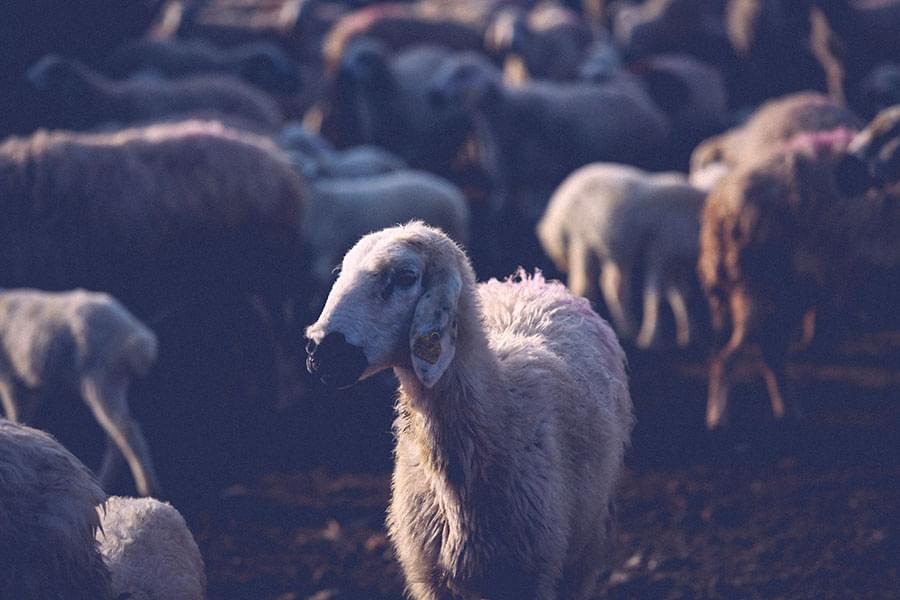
[[305, 332, 368, 389]]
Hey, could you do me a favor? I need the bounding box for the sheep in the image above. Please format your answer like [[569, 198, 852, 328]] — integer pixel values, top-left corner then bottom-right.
[[537, 163, 707, 349], [102, 37, 302, 95], [0, 419, 112, 600], [0, 420, 206, 600], [428, 50, 670, 271], [306, 222, 633, 600], [303, 171, 470, 308], [279, 122, 408, 178], [321, 2, 485, 75], [0, 119, 305, 320], [689, 91, 861, 190], [0, 288, 160, 497], [315, 40, 471, 175], [697, 119, 900, 429], [811, 0, 900, 115], [98, 496, 207, 600], [26, 54, 285, 132], [858, 63, 900, 121], [485, 1, 594, 82]]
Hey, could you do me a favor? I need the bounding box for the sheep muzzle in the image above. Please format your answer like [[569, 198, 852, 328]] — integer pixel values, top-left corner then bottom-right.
[[305, 332, 368, 389]]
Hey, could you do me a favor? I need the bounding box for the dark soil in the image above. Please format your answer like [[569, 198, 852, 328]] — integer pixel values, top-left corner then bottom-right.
[[171, 332, 900, 600]]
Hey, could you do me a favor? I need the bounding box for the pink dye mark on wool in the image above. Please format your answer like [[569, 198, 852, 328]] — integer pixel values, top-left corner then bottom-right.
[[784, 127, 859, 156]]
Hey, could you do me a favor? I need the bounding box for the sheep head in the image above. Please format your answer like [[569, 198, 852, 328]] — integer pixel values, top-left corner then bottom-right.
[[836, 105, 900, 195], [428, 52, 502, 112], [306, 222, 467, 389]]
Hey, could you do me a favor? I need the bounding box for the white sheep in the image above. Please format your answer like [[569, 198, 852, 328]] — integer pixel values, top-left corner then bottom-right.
[[306, 222, 633, 600], [0, 420, 206, 600], [303, 171, 470, 307], [98, 496, 207, 600], [0, 288, 160, 497], [537, 163, 706, 349]]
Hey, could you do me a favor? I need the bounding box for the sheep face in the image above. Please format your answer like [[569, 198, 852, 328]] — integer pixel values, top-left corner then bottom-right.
[[842, 105, 900, 191], [306, 223, 463, 389]]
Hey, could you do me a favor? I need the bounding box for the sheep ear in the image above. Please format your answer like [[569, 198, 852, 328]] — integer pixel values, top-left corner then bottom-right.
[[409, 271, 461, 388]]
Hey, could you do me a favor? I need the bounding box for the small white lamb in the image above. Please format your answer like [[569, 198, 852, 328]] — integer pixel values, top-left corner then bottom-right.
[[306, 222, 633, 599]]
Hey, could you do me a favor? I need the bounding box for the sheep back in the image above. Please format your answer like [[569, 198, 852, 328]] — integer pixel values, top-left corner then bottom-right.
[[0, 120, 305, 311], [0, 289, 157, 388]]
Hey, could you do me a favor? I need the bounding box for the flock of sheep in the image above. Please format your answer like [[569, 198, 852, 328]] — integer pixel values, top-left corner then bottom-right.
[[1, 0, 899, 598]]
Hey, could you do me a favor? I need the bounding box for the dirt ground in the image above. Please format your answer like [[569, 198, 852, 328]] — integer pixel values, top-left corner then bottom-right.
[[175, 332, 900, 600]]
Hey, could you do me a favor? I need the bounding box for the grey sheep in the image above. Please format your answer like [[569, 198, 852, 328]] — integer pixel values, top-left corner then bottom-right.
[[306, 222, 633, 600], [0, 419, 111, 599], [27, 54, 285, 132], [538, 163, 706, 348], [0, 288, 159, 497], [303, 171, 470, 307], [0, 420, 206, 600], [279, 122, 407, 178], [428, 50, 669, 271], [102, 37, 301, 95]]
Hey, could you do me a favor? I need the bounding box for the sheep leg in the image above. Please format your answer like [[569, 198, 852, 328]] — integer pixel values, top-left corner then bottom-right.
[[566, 239, 602, 305], [97, 437, 125, 491], [0, 379, 40, 424], [667, 285, 693, 348], [0, 379, 21, 422], [600, 261, 637, 339], [760, 339, 802, 422], [706, 327, 745, 430], [81, 375, 161, 497], [635, 270, 663, 349]]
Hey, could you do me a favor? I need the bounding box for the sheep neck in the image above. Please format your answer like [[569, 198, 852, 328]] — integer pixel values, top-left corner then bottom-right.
[[394, 284, 506, 494]]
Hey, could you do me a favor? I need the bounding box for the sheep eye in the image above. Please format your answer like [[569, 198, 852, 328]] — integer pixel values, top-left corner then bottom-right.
[[393, 269, 418, 288]]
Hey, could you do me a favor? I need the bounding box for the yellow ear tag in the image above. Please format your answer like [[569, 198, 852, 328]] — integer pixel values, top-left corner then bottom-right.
[[413, 331, 442, 364]]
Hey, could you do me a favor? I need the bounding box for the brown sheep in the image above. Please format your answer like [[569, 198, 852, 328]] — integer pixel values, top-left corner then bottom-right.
[[321, 2, 485, 75], [27, 55, 285, 132], [0, 119, 305, 319], [697, 120, 900, 429], [689, 91, 861, 190]]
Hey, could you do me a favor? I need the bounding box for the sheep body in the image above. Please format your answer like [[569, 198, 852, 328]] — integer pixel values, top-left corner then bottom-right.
[[305, 171, 470, 299], [102, 38, 301, 94], [0, 120, 305, 317], [0, 419, 111, 600], [697, 114, 900, 428], [538, 163, 706, 348], [0, 288, 160, 496], [306, 222, 633, 599], [98, 496, 207, 600], [689, 91, 860, 189], [28, 55, 285, 132]]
